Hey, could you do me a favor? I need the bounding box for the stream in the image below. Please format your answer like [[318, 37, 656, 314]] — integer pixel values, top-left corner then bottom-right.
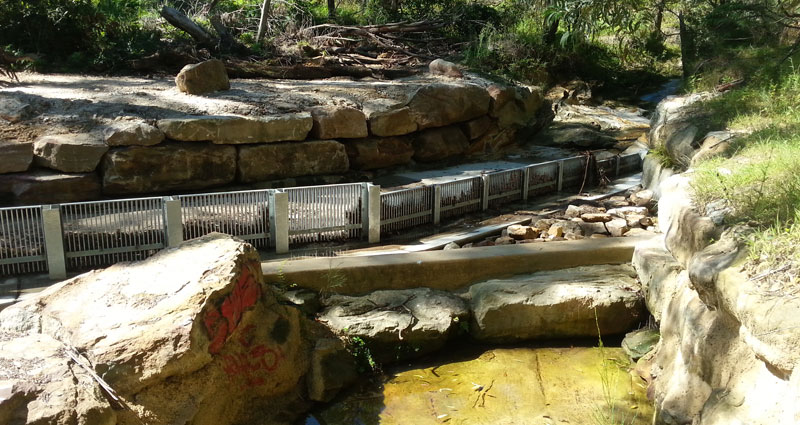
[[304, 344, 653, 425]]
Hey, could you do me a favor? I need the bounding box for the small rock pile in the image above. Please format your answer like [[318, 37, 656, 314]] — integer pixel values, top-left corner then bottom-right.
[[451, 188, 656, 249]]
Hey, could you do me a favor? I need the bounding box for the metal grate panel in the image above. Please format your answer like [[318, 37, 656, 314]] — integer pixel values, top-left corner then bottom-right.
[[179, 190, 271, 249], [380, 186, 434, 236], [61, 198, 165, 271], [487, 168, 524, 208], [286, 183, 363, 245], [440, 177, 483, 219], [561, 156, 589, 189], [0, 206, 47, 276], [527, 161, 559, 197]]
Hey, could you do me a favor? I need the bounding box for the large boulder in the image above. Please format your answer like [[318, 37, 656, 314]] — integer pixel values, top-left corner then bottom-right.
[[428, 59, 463, 78], [690, 130, 738, 166], [310, 107, 368, 139], [468, 265, 645, 343], [157, 113, 313, 144], [534, 123, 617, 149], [368, 107, 418, 137], [101, 143, 236, 194], [237, 140, 349, 183], [175, 59, 230, 95], [34, 134, 109, 173], [103, 121, 165, 146], [0, 233, 311, 425], [318, 288, 469, 363], [405, 84, 491, 130], [488, 85, 543, 128], [345, 136, 414, 170], [412, 125, 469, 162], [0, 170, 101, 205], [649, 93, 715, 167], [554, 104, 650, 141], [0, 141, 33, 174]]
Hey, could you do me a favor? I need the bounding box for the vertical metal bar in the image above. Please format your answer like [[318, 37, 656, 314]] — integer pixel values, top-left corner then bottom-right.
[[481, 175, 490, 211], [269, 190, 289, 254], [557, 160, 565, 191], [433, 185, 442, 225]]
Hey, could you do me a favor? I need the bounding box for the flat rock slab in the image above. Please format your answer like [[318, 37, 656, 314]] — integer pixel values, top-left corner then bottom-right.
[[319, 288, 469, 363], [237, 139, 349, 182], [33, 133, 108, 173], [0, 170, 101, 205], [310, 107, 368, 139], [0, 141, 33, 174], [406, 84, 491, 130], [157, 113, 313, 144], [345, 136, 414, 170], [103, 121, 165, 146], [469, 264, 645, 343]]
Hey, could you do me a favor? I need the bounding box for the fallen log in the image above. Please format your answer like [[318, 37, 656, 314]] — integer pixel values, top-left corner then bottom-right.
[[160, 6, 216, 45], [224, 60, 418, 80]]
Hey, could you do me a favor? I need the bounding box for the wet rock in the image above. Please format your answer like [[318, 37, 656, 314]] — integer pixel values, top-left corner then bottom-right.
[[535, 123, 617, 149], [469, 265, 644, 343], [412, 125, 469, 162], [319, 288, 469, 363], [368, 107, 417, 137], [507, 225, 540, 240], [0, 170, 101, 205], [158, 113, 313, 144], [345, 136, 414, 170], [406, 84, 491, 130], [428, 59, 463, 78], [34, 133, 108, 173], [310, 106, 368, 139], [238, 140, 349, 182], [103, 121, 165, 146], [553, 104, 650, 141], [622, 328, 660, 361], [175, 59, 230, 95], [0, 141, 33, 174], [0, 233, 310, 425], [275, 287, 322, 316], [307, 338, 359, 402], [102, 143, 236, 194]]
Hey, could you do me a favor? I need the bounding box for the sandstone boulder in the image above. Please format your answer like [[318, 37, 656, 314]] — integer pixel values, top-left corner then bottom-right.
[[534, 123, 617, 149], [0, 170, 101, 205], [553, 104, 650, 141], [405, 84, 491, 130], [307, 338, 359, 402], [318, 288, 469, 363], [463, 116, 492, 140], [345, 137, 414, 170], [690, 130, 738, 166], [488, 85, 543, 128], [631, 237, 684, 321], [101, 143, 236, 194], [467, 124, 517, 155], [622, 328, 660, 361], [581, 212, 613, 223], [630, 189, 654, 207], [507, 224, 540, 240], [0, 233, 311, 425], [368, 107, 417, 137], [158, 113, 313, 144], [238, 140, 349, 183], [649, 93, 715, 168], [469, 265, 644, 343], [175, 59, 230, 95], [310, 107, 368, 139], [412, 125, 468, 162], [0, 96, 32, 123], [0, 141, 33, 174], [103, 121, 165, 146], [428, 59, 463, 78], [34, 133, 109, 173], [607, 218, 630, 237]]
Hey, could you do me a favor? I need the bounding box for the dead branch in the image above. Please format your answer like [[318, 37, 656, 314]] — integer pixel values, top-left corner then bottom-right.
[[161, 6, 216, 46]]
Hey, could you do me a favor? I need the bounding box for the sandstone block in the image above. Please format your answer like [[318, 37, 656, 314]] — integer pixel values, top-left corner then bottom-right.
[[157, 113, 313, 144], [463, 116, 492, 140], [507, 224, 540, 240], [34, 133, 108, 173], [238, 140, 349, 183], [307, 338, 359, 402], [469, 265, 644, 342], [368, 107, 417, 137], [581, 212, 613, 223], [101, 143, 236, 194], [0, 170, 101, 205], [412, 125, 468, 162], [428, 59, 463, 78], [607, 218, 630, 237], [345, 137, 414, 170], [175, 59, 230, 95], [103, 121, 165, 146], [310, 106, 368, 139], [406, 84, 491, 130], [0, 141, 33, 173]]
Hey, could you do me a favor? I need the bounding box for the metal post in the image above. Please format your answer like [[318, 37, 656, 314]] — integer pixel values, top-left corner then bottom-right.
[[522, 167, 530, 202], [269, 190, 289, 254], [364, 184, 381, 244], [163, 196, 183, 247], [433, 185, 442, 225], [481, 174, 490, 211], [557, 160, 565, 191], [41, 205, 66, 280]]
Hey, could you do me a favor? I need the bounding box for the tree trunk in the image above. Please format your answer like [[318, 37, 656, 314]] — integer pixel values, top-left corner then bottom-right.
[[161, 6, 216, 45], [328, 0, 336, 19], [679, 12, 695, 81], [653, 0, 665, 35], [256, 0, 272, 43]]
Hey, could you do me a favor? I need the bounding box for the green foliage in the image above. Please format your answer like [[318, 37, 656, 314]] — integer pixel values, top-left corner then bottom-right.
[[591, 311, 638, 425], [347, 336, 378, 373]]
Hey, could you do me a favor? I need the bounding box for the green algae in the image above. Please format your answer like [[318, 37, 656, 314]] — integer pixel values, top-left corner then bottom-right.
[[309, 346, 653, 425]]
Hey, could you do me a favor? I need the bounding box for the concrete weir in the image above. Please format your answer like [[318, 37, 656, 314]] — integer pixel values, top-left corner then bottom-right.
[[262, 234, 652, 294]]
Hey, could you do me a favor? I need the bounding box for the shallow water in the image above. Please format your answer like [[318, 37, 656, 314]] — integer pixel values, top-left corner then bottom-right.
[[306, 346, 653, 425]]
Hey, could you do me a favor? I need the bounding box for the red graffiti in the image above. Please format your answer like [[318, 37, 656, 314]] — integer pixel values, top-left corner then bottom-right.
[[221, 344, 284, 387], [204, 263, 261, 354]]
